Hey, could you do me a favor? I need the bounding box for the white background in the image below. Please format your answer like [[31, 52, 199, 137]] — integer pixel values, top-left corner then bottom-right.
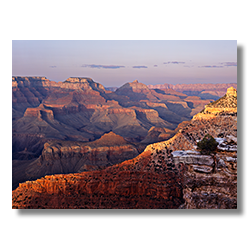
[[0, 0, 250, 250]]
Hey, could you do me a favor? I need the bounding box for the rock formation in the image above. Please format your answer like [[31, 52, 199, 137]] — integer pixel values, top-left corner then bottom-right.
[[12, 145, 184, 209], [173, 135, 237, 209], [13, 76, 211, 164], [148, 83, 237, 100], [175, 88, 237, 209], [140, 126, 174, 144], [12, 132, 140, 190], [12, 87, 237, 209], [12, 76, 236, 196], [24, 104, 54, 120]]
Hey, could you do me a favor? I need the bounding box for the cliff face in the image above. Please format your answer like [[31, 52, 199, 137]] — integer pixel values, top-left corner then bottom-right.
[[173, 144, 237, 209], [12, 147, 184, 209], [147, 88, 237, 209], [148, 83, 237, 92], [12, 76, 50, 88], [12, 76, 106, 91], [144, 88, 237, 153], [12, 132, 141, 188], [24, 104, 54, 120], [12, 132, 140, 190], [140, 126, 174, 144], [148, 83, 237, 100], [167, 88, 237, 209]]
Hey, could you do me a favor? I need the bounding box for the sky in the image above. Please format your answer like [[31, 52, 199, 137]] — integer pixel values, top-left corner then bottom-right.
[[12, 40, 237, 87]]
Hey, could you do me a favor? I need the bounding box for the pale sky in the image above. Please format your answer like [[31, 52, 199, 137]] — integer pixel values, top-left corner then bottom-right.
[[12, 40, 237, 87]]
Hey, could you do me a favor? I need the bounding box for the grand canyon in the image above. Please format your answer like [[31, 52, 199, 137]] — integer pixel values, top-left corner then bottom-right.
[[7, 11, 246, 250], [12, 76, 237, 209]]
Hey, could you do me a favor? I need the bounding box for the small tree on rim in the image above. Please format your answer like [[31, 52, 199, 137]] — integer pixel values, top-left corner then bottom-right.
[[197, 134, 218, 155]]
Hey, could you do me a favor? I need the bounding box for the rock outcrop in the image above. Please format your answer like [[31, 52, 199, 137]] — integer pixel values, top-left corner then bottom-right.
[[12, 147, 184, 209], [172, 87, 237, 209], [140, 126, 174, 144], [148, 83, 237, 92], [12, 76, 50, 88], [148, 83, 237, 100], [172, 136, 237, 209], [24, 104, 54, 120], [12, 76, 106, 92], [13, 132, 140, 190]]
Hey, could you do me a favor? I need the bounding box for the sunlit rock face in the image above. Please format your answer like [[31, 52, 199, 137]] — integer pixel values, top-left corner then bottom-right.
[[12, 147, 184, 209], [226, 87, 237, 97]]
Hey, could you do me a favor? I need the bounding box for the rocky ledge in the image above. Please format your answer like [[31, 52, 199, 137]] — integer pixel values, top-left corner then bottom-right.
[[197, 87, 237, 117], [172, 146, 237, 209], [12, 147, 184, 209], [144, 87, 237, 209]]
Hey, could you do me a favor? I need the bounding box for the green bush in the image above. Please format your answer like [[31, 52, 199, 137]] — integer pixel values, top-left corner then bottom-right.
[[197, 134, 218, 154]]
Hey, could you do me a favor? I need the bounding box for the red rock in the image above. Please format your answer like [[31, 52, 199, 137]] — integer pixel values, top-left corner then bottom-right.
[[12, 148, 184, 209], [24, 104, 54, 119], [19, 132, 140, 186], [12, 87, 237, 209], [141, 126, 174, 144]]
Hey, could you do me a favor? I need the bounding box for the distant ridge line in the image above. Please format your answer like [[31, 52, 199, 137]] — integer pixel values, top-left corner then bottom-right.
[[12, 76, 237, 89]]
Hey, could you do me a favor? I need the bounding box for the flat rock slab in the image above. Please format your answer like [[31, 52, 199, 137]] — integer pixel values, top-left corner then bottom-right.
[[217, 144, 237, 152], [172, 151, 214, 166], [193, 165, 213, 173], [172, 150, 200, 157], [225, 156, 237, 162]]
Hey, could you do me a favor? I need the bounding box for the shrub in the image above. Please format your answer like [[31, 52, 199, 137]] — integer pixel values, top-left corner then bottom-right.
[[197, 134, 218, 154]]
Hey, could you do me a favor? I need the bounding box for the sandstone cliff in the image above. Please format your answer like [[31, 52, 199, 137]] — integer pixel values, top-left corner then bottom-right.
[[12, 147, 184, 209]]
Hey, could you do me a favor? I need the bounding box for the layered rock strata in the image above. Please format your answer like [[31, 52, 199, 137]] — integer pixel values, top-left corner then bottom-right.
[[12, 87, 237, 209], [148, 83, 237, 94], [13, 132, 140, 189], [12, 76, 216, 153], [12, 147, 184, 209], [173, 141, 237, 209], [12, 77, 237, 208], [172, 88, 237, 209]]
